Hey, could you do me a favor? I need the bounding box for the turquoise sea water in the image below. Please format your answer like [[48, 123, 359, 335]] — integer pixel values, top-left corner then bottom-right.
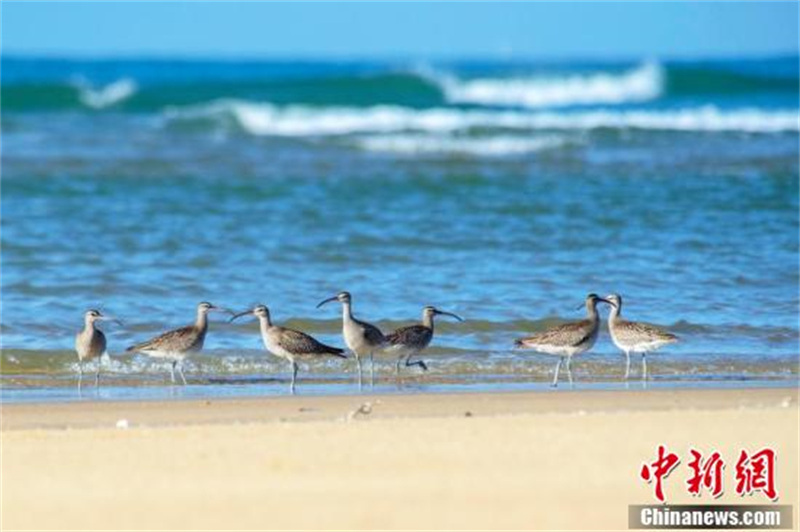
[[1, 57, 798, 401]]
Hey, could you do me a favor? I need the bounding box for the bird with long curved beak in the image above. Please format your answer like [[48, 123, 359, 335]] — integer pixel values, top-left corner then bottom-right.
[[230, 304, 347, 394], [383, 306, 464, 377], [605, 293, 678, 384], [126, 301, 232, 385], [316, 291, 386, 389], [75, 309, 123, 389], [515, 293, 614, 387]]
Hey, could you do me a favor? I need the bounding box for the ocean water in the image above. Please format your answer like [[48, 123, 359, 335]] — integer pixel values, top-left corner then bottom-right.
[[1, 56, 798, 401]]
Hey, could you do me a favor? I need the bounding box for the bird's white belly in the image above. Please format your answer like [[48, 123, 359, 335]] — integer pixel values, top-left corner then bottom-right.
[[530, 344, 582, 357], [142, 349, 187, 361], [343, 327, 371, 356], [531, 329, 598, 357], [610, 329, 668, 353], [262, 336, 294, 362]]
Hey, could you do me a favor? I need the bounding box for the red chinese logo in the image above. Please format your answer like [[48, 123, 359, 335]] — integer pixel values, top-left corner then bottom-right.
[[735, 449, 778, 501], [640, 445, 681, 503], [640, 446, 778, 502], [686, 449, 725, 498]]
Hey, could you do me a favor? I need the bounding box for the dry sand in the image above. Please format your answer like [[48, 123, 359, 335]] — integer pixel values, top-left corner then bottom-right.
[[2, 387, 798, 530]]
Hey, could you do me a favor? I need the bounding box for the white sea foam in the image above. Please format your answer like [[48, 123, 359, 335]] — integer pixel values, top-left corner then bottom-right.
[[430, 62, 664, 108], [75, 78, 138, 109], [357, 134, 569, 157], [165, 100, 799, 136]]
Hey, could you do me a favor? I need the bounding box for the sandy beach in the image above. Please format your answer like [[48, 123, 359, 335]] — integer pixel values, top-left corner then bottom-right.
[[1, 387, 797, 530]]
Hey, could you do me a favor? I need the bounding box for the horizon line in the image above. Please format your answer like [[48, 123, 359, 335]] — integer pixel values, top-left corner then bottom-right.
[[3, 50, 799, 64]]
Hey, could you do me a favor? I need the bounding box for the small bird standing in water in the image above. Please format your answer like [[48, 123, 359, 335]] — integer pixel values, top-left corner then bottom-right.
[[75, 309, 121, 388], [384, 306, 463, 377], [514, 294, 614, 387], [230, 304, 347, 394], [605, 293, 678, 382], [316, 291, 386, 388], [126, 301, 231, 385]]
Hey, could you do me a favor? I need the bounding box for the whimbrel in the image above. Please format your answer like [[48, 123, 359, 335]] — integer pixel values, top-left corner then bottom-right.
[[126, 301, 230, 385], [317, 291, 386, 388], [230, 304, 347, 394], [75, 309, 121, 388], [605, 293, 678, 381], [384, 306, 463, 377], [514, 293, 613, 387]]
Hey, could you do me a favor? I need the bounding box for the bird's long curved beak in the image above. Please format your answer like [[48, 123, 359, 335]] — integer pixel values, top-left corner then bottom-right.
[[100, 316, 124, 326], [598, 298, 616, 308], [229, 310, 253, 323], [435, 310, 464, 322], [211, 306, 235, 316], [316, 296, 338, 309]]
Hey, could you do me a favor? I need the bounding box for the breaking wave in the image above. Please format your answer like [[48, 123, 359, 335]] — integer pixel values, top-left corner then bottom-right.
[[73, 77, 138, 109], [164, 100, 800, 136], [431, 61, 665, 108], [356, 134, 570, 157]]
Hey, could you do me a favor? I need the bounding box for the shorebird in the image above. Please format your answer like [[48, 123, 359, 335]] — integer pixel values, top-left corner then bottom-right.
[[317, 291, 386, 388], [75, 309, 121, 388], [230, 304, 347, 394], [605, 293, 678, 381], [514, 293, 613, 387], [126, 301, 230, 385], [384, 306, 463, 377]]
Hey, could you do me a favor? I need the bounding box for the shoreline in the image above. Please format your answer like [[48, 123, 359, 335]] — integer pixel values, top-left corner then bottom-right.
[[2, 386, 798, 430], [2, 387, 798, 530], [2, 376, 797, 407]]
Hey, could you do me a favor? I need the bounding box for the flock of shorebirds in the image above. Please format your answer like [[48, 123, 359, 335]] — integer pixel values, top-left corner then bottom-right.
[[76, 292, 678, 392]]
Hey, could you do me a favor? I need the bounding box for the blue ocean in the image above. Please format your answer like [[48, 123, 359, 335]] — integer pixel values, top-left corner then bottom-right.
[[1, 56, 798, 401]]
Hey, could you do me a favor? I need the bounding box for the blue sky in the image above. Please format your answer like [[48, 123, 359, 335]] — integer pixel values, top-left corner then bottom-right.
[[2, 2, 798, 59]]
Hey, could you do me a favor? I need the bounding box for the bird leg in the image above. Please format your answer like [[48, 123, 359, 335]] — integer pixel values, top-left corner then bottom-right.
[[552, 357, 563, 387], [95, 357, 101, 388], [369, 352, 375, 388], [641, 353, 648, 383], [566, 356, 573, 387], [177, 362, 187, 386], [395, 355, 403, 378], [78, 360, 84, 390], [624, 351, 631, 380], [170, 361, 177, 384], [405, 356, 428, 372], [355, 354, 363, 390], [291, 361, 299, 395]]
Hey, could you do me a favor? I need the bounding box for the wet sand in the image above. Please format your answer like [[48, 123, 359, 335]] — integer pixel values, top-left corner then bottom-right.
[[2, 387, 798, 530]]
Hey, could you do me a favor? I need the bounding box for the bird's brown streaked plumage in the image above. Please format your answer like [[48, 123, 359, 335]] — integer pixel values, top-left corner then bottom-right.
[[75, 309, 119, 388], [75, 309, 108, 389], [384, 305, 463, 375], [514, 293, 613, 387], [385, 324, 432, 350], [126, 301, 230, 385], [317, 291, 386, 387], [611, 320, 677, 346], [270, 326, 347, 359], [76, 324, 107, 363], [514, 320, 595, 351], [605, 293, 678, 381], [231, 304, 347, 394], [126, 324, 206, 355]]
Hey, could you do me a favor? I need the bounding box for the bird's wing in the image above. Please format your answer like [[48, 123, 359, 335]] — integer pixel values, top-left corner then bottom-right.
[[616, 320, 678, 344], [91, 330, 107, 356], [278, 328, 346, 358], [385, 325, 431, 347], [127, 325, 197, 353], [515, 320, 592, 348], [359, 320, 386, 345]]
